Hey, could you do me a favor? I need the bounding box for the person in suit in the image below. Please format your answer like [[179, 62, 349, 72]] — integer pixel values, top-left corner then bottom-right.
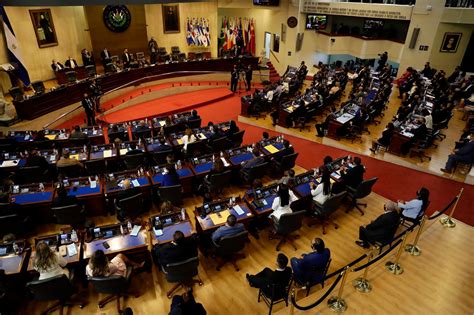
[[151, 137, 172, 152], [52, 184, 79, 208], [148, 37, 158, 64], [356, 201, 401, 248], [211, 214, 245, 244], [122, 48, 131, 68], [370, 122, 395, 154], [25, 149, 49, 170], [64, 56, 78, 69], [224, 120, 239, 137], [230, 65, 239, 92], [100, 48, 112, 67], [188, 109, 200, 121], [245, 65, 252, 91], [169, 289, 206, 315], [57, 150, 83, 168], [291, 238, 330, 285], [240, 148, 265, 178], [69, 125, 88, 141], [246, 253, 292, 295], [89, 79, 102, 112], [133, 120, 150, 137], [332, 157, 365, 194], [81, 93, 96, 126], [51, 59, 64, 72], [81, 48, 95, 66], [125, 143, 143, 156], [272, 140, 294, 163], [155, 231, 198, 269], [441, 132, 474, 173], [160, 165, 180, 187]]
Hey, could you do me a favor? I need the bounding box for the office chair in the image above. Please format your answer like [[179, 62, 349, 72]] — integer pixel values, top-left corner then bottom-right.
[[308, 191, 346, 234], [85, 159, 107, 176], [15, 166, 45, 184], [158, 185, 182, 206], [108, 131, 129, 143], [185, 141, 206, 158], [187, 118, 201, 129], [171, 46, 180, 55], [293, 258, 331, 297], [229, 130, 245, 148], [105, 62, 116, 73], [57, 164, 83, 178], [400, 201, 430, 228], [9, 86, 24, 101], [65, 71, 77, 83], [136, 52, 145, 62], [187, 52, 196, 60], [269, 210, 305, 251], [32, 81, 45, 94], [26, 274, 85, 315], [213, 231, 249, 271], [132, 129, 151, 140], [163, 256, 203, 298], [0, 213, 28, 239], [123, 153, 146, 170], [51, 204, 86, 229], [89, 266, 137, 313], [150, 150, 173, 165], [114, 193, 144, 222], [85, 65, 96, 77], [162, 125, 177, 136], [346, 177, 378, 215], [272, 153, 298, 176], [258, 278, 293, 315], [68, 137, 89, 147], [208, 137, 231, 153], [207, 170, 232, 198], [240, 162, 268, 185]]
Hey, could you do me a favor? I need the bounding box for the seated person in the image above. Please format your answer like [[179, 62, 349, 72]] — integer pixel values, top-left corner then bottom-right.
[[57, 150, 83, 168], [51, 59, 64, 72], [188, 109, 200, 121], [291, 238, 331, 285], [181, 128, 196, 151], [166, 154, 175, 166], [64, 56, 78, 68], [262, 132, 270, 141], [52, 184, 79, 207], [315, 113, 335, 137], [273, 140, 294, 163], [33, 130, 48, 142], [33, 241, 69, 280], [332, 157, 365, 194], [211, 214, 245, 245], [125, 143, 143, 155], [160, 165, 180, 187], [115, 179, 140, 219], [397, 187, 430, 220], [370, 122, 395, 153], [86, 250, 144, 278], [25, 149, 49, 170], [225, 120, 239, 137], [151, 137, 172, 152], [69, 125, 88, 140], [108, 124, 125, 144], [310, 168, 331, 206], [355, 201, 400, 248], [133, 120, 150, 134], [240, 148, 265, 177], [160, 200, 178, 215], [203, 158, 226, 189], [169, 289, 206, 315], [441, 132, 474, 174], [246, 253, 292, 295], [270, 184, 298, 222], [155, 231, 198, 269], [279, 169, 295, 185]]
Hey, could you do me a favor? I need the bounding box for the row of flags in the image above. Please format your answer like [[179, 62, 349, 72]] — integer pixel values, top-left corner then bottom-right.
[[218, 17, 256, 56], [186, 17, 211, 47]]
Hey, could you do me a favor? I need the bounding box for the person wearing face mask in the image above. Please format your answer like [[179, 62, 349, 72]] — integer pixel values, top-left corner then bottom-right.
[[441, 132, 474, 174], [290, 238, 330, 285]]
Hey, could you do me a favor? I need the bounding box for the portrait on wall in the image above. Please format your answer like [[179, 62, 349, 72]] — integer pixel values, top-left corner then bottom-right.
[[440, 32, 462, 53], [29, 9, 58, 48], [162, 4, 180, 33], [273, 34, 280, 53]]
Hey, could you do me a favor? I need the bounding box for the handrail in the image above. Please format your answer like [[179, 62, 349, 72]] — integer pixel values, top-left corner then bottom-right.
[[270, 50, 280, 64], [43, 105, 82, 129]]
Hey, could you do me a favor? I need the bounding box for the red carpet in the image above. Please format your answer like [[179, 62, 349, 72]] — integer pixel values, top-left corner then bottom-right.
[[57, 85, 474, 226]]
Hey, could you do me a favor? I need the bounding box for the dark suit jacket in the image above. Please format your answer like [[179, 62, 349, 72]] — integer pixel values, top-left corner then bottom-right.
[[125, 149, 143, 156], [292, 248, 330, 284], [455, 141, 474, 163], [64, 59, 78, 68], [251, 267, 292, 297], [152, 144, 172, 152], [52, 195, 79, 208], [363, 211, 400, 244], [51, 62, 64, 72], [241, 156, 264, 171], [122, 53, 131, 66], [115, 187, 140, 203], [341, 164, 365, 189], [157, 239, 198, 267], [25, 155, 49, 169], [100, 50, 111, 62]]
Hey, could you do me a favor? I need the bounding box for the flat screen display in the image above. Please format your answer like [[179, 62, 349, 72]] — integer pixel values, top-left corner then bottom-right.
[[253, 0, 279, 6], [306, 15, 327, 30]]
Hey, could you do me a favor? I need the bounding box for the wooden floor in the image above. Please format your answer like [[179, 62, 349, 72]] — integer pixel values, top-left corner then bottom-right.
[[19, 165, 474, 315]]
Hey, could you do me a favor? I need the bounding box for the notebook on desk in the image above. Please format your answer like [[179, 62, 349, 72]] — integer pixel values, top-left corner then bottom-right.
[[209, 210, 230, 225]]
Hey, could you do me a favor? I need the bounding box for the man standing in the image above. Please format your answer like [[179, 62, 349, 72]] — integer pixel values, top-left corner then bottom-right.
[[65, 56, 78, 69], [245, 65, 253, 91], [122, 48, 131, 68], [100, 48, 112, 68], [230, 65, 239, 93], [81, 93, 95, 126], [51, 59, 64, 72], [81, 49, 95, 67], [148, 37, 158, 64]]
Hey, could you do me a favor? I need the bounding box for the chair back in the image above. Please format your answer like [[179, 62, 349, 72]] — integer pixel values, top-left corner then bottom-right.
[[65, 71, 77, 83], [32, 81, 45, 94], [158, 47, 167, 55], [162, 124, 176, 136], [275, 210, 305, 235], [171, 46, 180, 54], [164, 256, 199, 283], [0, 214, 23, 238], [186, 141, 205, 157], [230, 130, 245, 148], [216, 231, 248, 256], [123, 153, 145, 170], [68, 137, 89, 147], [57, 164, 83, 178], [85, 65, 96, 77], [248, 162, 268, 181], [105, 63, 116, 73], [136, 52, 145, 60], [52, 204, 85, 227], [278, 153, 299, 172], [263, 277, 292, 302], [209, 170, 232, 191], [108, 131, 129, 143], [26, 274, 74, 301], [210, 137, 230, 153], [15, 166, 43, 184], [353, 177, 378, 199], [151, 150, 173, 165], [320, 191, 347, 216], [308, 258, 331, 286], [187, 118, 201, 129], [158, 185, 182, 205], [9, 86, 24, 101], [188, 52, 196, 60], [89, 273, 131, 295], [85, 159, 106, 176], [133, 129, 151, 140], [116, 193, 144, 220]]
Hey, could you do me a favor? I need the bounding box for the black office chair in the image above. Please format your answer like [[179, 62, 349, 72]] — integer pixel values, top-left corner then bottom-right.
[[207, 170, 232, 197], [65, 71, 77, 83], [32, 81, 45, 94], [57, 164, 83, 178], [163, 256, 203, 298], [230, 130, 245, 148], [400, 201, 430, 228], [214, 231, 249, 271], [105, 62, 116, 73], [293, 258, 332, 297], [115, 193, 144, 222], [85, 65, 96, 77], [258, 278, 293, 315], [26, 274, 85, 315], [240, 162, 268, 185], [187, 118, 201, 129], [68, 137, 89, 147], [346, 177, 378, 215], [158, 185, 182, 206], [9, 86, 24, 101], [85, 159, 107, 176], [51, 204, 86, 229], [272, 153, 298, 176], [270, 210, 305, 251], [0, 213, 28, 239], [15, 166, 45, 184], [123, 153, 146, 170], [89, 266, 136, 313], [185, 141, 206, 158], [208, 137, 231, 153], [132, 129, 151, 140], [162, 125, 177, 136], [151, 150, 173, 165], [309, 191, 346, 234], [108, 131, 129, 143]]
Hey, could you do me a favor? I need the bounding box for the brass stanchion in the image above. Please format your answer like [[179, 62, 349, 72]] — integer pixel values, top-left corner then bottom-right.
[[404, 216, 426, 256], [327, 267, 349, 313], [440, 188, 463, 228], [289, 288, 295, 315], [385, 234, 408, 275], [352, 249, 376, 293]]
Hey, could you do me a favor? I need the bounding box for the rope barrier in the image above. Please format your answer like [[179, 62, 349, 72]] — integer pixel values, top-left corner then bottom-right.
[[352, 239, 403, 272], [427, 196, 459, 220], [324, 253, 367, 280], [290, 271, 344, 311]]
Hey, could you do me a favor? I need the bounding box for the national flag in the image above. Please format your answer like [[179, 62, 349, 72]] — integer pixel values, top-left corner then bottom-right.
[[249, 19, 256, 55], [0, 6, 31, 87]]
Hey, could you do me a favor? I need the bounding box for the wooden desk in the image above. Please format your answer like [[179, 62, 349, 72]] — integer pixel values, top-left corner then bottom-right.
[[149, 212, 196, 245], [55, 67, 88, 85], [61, 178, 105, 217], [194, 202, 254, 233], [150, 165, 194, 194], [0, 241, 29, 276], [388, 132, 411, 156]]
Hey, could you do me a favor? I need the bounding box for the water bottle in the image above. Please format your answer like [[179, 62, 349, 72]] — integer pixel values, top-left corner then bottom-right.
[[177, 160, 182, 169], [138, 138, 141, 145], [181, 208, 186, 221], [127, 221, 133, 233], [120, 224, 124, 235], [95, 175, 99, 181], [71, 229, 78, 243], [220, 151, 224, 158], [39, 182, 44, 192], [13, 242, 19, 255]]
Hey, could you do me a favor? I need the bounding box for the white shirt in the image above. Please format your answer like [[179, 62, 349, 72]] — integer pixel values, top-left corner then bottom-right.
[[424, 114, 433, 129], [265, 90, 274, 101], [181, 134, 196, 151], [270, 191, 298, 221], [311, 183, 330, 205], [35, 252, 69, 280]]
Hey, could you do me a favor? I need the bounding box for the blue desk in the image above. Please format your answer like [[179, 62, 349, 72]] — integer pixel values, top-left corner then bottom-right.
[[230, 153, 254, 165], [193, 162, 213, 175], [83, 231, 147, 258], [252, 195, 277, 215], [13, 191, 53, 205], [105, 176, 150, 193], [152, 168, 193, 184], [153, 221, 194, 244], [68, 186, 101, 197]]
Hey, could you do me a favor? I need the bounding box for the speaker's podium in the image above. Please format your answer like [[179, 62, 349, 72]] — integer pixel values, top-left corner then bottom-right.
[[241, 95, 252, 116]]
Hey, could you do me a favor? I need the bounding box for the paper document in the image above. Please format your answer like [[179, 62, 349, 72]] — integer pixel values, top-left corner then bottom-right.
[[198, 133, 207, 140], [153, 228, 164, 236], [1, 160, 18, 167], [131, 179, 140, 187], [70, 154, 79, 160], [264, 144, 279, 154], [119, 149, 128, 155], [103, 150, 112, 158], [130, 225, 141, 237], [159, 120, 166, 127], [45, 135, 56, 140], [209, 210, 230, 225], [221, 157, 230, 167], [177, 139, 183, 145], [90, 181, 97, 189], [233, 205, 245, 215], [67, 244, 77, 257]]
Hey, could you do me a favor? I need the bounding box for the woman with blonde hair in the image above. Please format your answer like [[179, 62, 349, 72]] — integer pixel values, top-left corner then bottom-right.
[[181, 128, 196, 151], [33, 241, 69, 280], [86, 250, 144, 278]]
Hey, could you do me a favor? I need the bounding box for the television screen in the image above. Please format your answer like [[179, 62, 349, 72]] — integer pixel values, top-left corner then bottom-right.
[[364, 19, 384, 30], [306, 15, 327, 30], [253, 0, 280, 6]]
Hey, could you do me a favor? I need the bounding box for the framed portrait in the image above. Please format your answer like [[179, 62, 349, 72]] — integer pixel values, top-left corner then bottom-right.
[[162, 4, 180, 33], [29, 9, 58, 48], [273, 34, 280, 53], [440, 32, 462, 53]]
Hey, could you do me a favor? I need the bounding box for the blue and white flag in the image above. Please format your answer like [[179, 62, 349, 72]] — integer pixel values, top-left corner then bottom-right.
[[0, 6, 31, 87]]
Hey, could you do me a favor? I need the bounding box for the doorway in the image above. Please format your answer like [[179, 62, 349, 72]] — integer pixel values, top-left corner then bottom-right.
[[264, 32, 271, 59], [461, 32, 474, 72]]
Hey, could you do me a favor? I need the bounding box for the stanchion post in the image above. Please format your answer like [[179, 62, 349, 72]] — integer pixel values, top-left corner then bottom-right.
[[352, 249, 376, 293], [289, 288, 295, 315], [440, 188, 463, 228], [404, 216, 426, 256], [328, 267, 349, 313], [385, 234, 408, 275]]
